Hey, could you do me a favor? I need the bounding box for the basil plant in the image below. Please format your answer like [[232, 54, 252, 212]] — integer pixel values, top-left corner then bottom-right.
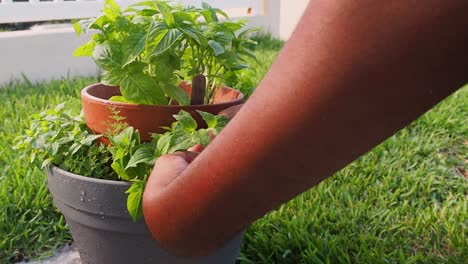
[[73, 0, 258, 105]]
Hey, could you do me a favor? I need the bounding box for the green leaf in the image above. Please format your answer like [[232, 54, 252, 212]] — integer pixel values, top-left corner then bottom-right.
[[126, 181, 145, 222], [108, 96, 134, 103], [122, 32, 147, 66], [201, 2, 218, 22], [197, 111, 216, 128], [239, 48, 258, 62], [238, 27, 261, 38], [73, 18, 95, 36], [228, 63, 249, 71], [147, 21, 169, 39], [208, 40, 225, 56], [100, 70, 123, 86], [90, 15, 111, 30], [73, 22, 83, 37], [219, 21, 244, 32], [127, 1, 158, 9], [73, 40, 95, 57], [111, 127, 136, 146], [214, 31, 233, 45], [120, 71, 168, 105], [150, 133, 162, 143], [180, 27, 207, 47], [215, 115, 230, 128], [237, 37, 258, 46], [30, 152, 36, 163], [199, 9, 215, 23], [161, 83, 189, 105], [168, 129, 193, 153], [125, 145, 156, 169], [214, 8, 229, 19], [150, 29, 182, 57], [69, 142, 82, 155], [150, 52, 180, 79], [156, 133, 172, 155], [193, 129, 211, 147], [92, 43, 123, 71], [173, 11, 196, 24], [103, 0, 122, 20], [155, 2, 174, 26], [173, 110, 197, 133], [111, 157, 130, 180], [81, 134, 102, 146], [50, 142, 60, 156], [218, 51, 249, 70], [55, 103, 65, 111], [136, 9, 158, 17], [41, 158, 53, 169]]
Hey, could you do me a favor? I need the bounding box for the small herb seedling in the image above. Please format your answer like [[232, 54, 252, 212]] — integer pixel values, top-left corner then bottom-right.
[[16, 102, 230, 221], [14, 102, 116, 180]]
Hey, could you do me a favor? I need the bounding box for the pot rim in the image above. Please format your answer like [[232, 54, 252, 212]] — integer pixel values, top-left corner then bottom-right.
[[81, 83, 245, 109], [49, 165, 131, 187]]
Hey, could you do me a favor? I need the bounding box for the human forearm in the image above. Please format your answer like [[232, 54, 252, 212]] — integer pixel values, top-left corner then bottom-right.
[[143, 0, 468, 256]]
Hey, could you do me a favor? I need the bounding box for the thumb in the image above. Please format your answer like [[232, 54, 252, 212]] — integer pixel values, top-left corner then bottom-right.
[[146, 151, 199, 191]]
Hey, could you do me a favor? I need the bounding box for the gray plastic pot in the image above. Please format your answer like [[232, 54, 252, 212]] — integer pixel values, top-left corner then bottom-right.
[[46, 165, 244, 264]]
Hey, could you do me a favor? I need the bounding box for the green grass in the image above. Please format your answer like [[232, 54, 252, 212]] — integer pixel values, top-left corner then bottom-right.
[[1, 37, 467, 263], [240, 87, 467, 263]]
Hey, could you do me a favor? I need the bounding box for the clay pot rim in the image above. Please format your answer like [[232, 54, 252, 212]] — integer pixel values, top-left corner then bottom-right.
[[48, 164, 130, 186], [81, 83, 245, 109]]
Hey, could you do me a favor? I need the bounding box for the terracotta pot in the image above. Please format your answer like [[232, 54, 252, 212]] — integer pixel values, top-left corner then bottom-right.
[[81, 83, 244, 142]]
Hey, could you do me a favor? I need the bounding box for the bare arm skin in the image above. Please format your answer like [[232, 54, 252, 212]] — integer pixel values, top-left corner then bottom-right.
[[143, 0, 468, 257]]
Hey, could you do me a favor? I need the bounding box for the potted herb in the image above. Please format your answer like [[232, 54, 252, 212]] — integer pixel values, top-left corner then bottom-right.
[[74, 0, 257, 141], [15, 104, 244, 263]]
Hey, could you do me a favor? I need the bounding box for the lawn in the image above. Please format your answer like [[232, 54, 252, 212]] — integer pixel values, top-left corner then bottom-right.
[[1, 37, 467, 263]]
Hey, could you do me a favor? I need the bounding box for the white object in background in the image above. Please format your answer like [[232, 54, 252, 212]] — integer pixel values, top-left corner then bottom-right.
[[0, 26, 99, 85]]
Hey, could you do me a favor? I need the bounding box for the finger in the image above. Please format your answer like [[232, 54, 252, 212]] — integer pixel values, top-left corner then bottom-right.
[[218, 104, 244, 119], [147, 152, 199, 190], [188, 144, 204, 153], [170, 151, 200, 163]]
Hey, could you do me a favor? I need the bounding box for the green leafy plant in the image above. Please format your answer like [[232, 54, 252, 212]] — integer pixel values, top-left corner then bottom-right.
[[73, 0, 258, 105], [14, 103, 116, 180], [108, 110, 229, 220], [16, 103, 229, 221]]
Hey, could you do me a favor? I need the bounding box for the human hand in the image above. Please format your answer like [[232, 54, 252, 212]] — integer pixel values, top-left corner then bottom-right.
[[143, 102, 242, 255]]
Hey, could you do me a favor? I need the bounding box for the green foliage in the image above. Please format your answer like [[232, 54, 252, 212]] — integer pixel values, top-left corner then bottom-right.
[[73, 0, 259, 105], [125, 180, 145, 222], [15, 95, 229, 222], [109, 110, 229, 220], [14, 103, 116, 180]]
